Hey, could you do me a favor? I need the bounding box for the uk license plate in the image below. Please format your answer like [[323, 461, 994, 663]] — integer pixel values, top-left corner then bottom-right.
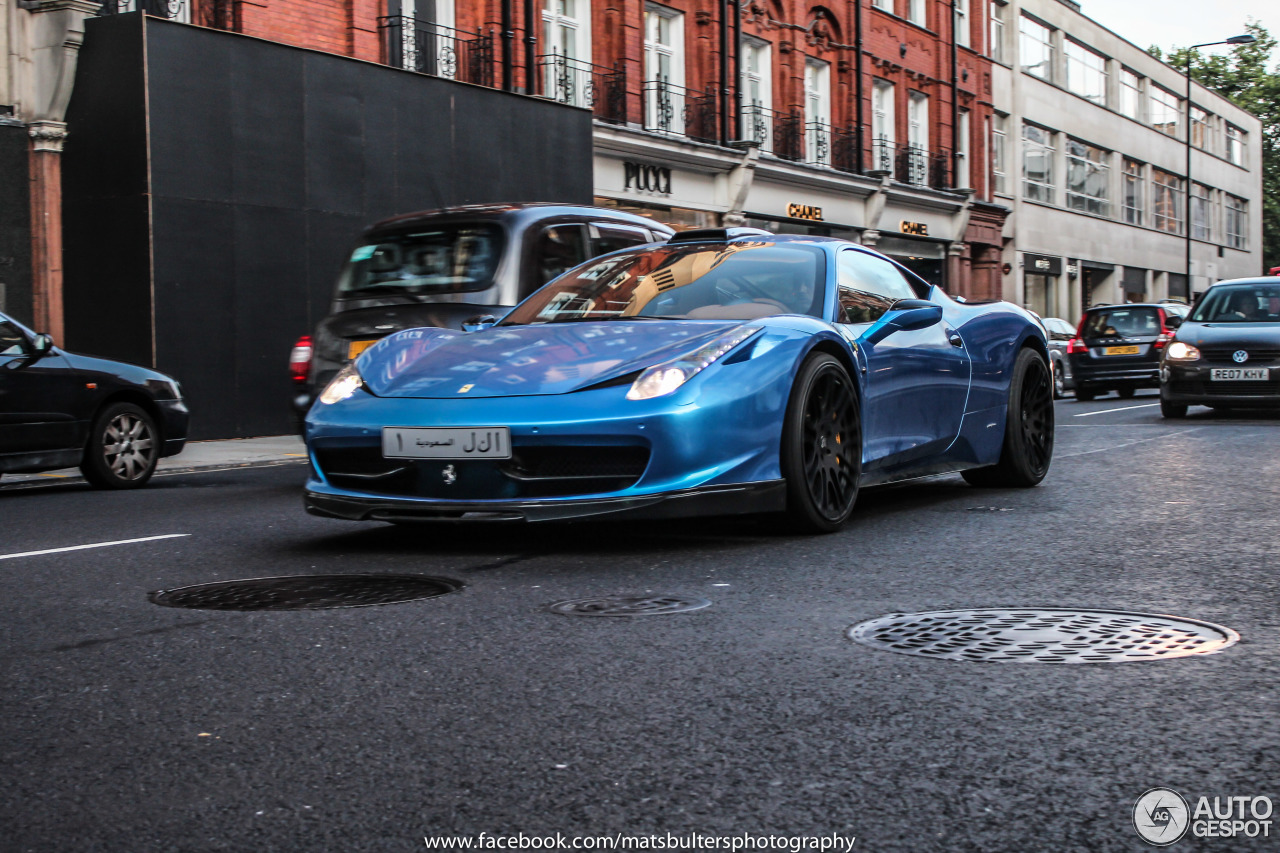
[[382, 427, 511, 459], [348, 339, 379, 359], [1103, 345, 1141, 356], [1210, 368, 1269, 381]]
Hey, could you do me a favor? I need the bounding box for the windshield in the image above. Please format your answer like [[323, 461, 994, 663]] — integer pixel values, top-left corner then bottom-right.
[[336, 224, 504, 296], [500, 242, 826, 325], [1189, 283, 1280, 323], [1081, 307, 1161, 338]]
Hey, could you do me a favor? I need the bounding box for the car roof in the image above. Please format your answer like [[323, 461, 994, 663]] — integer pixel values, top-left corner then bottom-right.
[[1204, 276, 1280, 288], [365, 203, 674, 236]]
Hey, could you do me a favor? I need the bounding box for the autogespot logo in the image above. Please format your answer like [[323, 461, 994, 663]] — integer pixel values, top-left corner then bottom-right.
[[1134, 788, 1191, 846]]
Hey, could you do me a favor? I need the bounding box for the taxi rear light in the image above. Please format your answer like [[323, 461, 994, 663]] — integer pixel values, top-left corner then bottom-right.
[[1154, 332, 1172, 349], [289, 335, 313, 384], [1066, 338, 1089, 354]]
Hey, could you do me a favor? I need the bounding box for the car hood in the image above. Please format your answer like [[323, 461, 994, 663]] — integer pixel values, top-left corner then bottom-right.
[[1175, 322, 1280, 347], [360, 321, 744, 398]]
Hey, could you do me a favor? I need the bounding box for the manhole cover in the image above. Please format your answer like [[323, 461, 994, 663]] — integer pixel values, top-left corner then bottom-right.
[[547, 595, 711, 617], [848, 608, 1239, 663], [149, 574, 463, 611]]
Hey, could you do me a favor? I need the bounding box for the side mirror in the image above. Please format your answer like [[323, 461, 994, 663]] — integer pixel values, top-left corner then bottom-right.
[[865, 300, 943, 344], [32, 333, 54, 356], [462, 314, 498, 333], [1165, 315, 1184, 329]]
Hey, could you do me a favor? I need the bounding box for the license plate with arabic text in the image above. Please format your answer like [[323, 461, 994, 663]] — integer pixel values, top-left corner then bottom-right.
[[382, 427, 511, 459], [1210, 368, 1269, 381]]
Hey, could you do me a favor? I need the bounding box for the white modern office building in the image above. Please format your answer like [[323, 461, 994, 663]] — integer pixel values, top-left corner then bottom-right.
[[988, 0, 1263, 323]]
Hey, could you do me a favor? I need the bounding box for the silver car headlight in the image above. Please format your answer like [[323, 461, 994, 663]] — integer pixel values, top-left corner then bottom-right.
[[318, 362, 365, 405], [626, 326, 761, 401]]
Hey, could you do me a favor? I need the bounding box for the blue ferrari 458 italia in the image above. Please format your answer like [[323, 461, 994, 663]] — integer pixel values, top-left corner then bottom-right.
[[304, 228, 1054, 532]]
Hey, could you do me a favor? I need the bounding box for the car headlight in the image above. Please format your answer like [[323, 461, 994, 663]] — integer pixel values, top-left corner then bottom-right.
[[626, 326, 761, 401], [1166, 342, 1201, 361], [318, 362, 365, 404]]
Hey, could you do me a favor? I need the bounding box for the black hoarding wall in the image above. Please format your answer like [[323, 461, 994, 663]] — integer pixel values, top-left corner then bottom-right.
[[64, 14, 594, 439], [0, 123, 34, 327], [62, 13, 153, 368]]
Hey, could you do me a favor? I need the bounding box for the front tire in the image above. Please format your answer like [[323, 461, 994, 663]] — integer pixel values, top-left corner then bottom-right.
[[1160, 398, 1188, 419], [781, 353, 861, 532], [80, 402, 160, 489], [962, 348, 1054, 488]]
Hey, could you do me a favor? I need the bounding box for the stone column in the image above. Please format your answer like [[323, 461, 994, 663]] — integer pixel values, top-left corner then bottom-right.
[[28, 120, 67, 341]]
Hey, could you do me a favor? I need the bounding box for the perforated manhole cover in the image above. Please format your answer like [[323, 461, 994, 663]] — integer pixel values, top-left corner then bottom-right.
[[149, 574, 463, 611], [848, 608, 1239, 663], [547, 595, 712, 617]]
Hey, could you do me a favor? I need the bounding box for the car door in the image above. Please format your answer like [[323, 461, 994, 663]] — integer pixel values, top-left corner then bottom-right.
[[835, 249, 971, 469], [0, 318, 83, 454], [520, 223, 591, 300]]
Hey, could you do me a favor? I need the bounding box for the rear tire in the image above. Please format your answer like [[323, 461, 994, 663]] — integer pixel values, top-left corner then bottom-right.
[[962, 348, 1054, 488], [80, 402, 160, 489], [1053, 362, 1065, 399], [1075, 384, 1096, 402], [781, 353, 861, 532], [1117, 386, 1136, 399], [1160, 398, 1188, 419]]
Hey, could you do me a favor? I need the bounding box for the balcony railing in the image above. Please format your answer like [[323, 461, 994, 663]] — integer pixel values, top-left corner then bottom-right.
[[804, 122, 860, 174], [378, 17, 493, 87], [643, 78, 717, 144], [894, 144, 951, 190], [537, 54, 626, 124], [98, 0, 187, 18]]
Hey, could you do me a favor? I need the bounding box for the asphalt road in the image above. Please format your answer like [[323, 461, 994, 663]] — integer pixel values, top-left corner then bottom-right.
[[2, 392, 1278, 852]]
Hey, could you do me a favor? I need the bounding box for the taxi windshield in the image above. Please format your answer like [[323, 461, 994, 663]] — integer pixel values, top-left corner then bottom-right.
[[500, 242, 826, 325], [336, 224, 504, 296], [1189, 284, 1280, 323]]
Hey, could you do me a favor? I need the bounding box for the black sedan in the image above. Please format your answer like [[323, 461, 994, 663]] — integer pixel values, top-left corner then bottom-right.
[[0, 312, 188, 487], [1160, 277, 1280, 417]]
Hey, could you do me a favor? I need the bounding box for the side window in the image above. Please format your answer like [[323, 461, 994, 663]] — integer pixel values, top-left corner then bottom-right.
[[0, 320, 29, 358], [590, 223, 654, 256], [529, 224, 590, 294], [836, 250, 919, 323]]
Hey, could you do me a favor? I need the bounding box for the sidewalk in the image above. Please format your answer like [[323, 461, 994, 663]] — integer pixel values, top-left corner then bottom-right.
[[1, 435, 307, 486]]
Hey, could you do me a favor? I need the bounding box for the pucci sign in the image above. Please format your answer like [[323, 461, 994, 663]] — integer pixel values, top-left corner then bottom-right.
[[624, 161, 672, 195]]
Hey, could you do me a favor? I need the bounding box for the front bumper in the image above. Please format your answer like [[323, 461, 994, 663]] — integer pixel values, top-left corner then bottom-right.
[[1162, 362, 1280, 407], [157, 399, 189, 458], [305, 480, 786, 523]]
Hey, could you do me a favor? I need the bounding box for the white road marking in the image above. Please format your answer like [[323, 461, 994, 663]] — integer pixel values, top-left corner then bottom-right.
[[1057, 428, 1204, 458], [1073, 403, 1159, 417], [0, 534, 190, 561]]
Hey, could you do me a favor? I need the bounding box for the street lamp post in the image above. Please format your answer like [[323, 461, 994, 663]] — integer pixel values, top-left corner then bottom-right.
[[1184, 35, 1254, 299]]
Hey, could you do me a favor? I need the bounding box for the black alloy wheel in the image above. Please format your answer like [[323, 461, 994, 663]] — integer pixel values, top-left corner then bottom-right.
[[1160, 398, 1188, 419], [1053, 362, 1065, 399], [782, 353, 861, 532], [963, 348, 1054, 488], [80, 402, 161, 489]]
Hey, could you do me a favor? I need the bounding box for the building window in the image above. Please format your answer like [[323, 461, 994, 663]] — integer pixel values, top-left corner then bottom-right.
[[1189, 105, 1210, 150], [1020, 16, 1054, 81], [544, 0, 589, 62], [1123, 158, 1144, 225], [1225, 195, 1247, 249], [1065, 40, 1106, 105], [1149, 85, 1180, 137], [1190, 183, 1212, 241], [1065, 139, 1109, 216], [1151, 168, 1184, 234], [992, 113, 1008, 194], [643, 4, 685, 133], [1022, 123, 1054, 203], [1119, 69, 1142, 120], [805, 58, 832, 165], [1225, 124, 1245, 166], [954, 0, 969, 48], [905, 91, 929, 185], [956, 109, 970, 188], [989, 1, 1006, 63], [872, 0, 891, 10], [908, 0, 925, 26], [872, 79, 895, 171], [741, 37, 772, 152]]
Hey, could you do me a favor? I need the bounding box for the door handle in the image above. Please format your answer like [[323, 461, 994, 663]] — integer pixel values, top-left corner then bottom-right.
[[947, 331, 964, 348]]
